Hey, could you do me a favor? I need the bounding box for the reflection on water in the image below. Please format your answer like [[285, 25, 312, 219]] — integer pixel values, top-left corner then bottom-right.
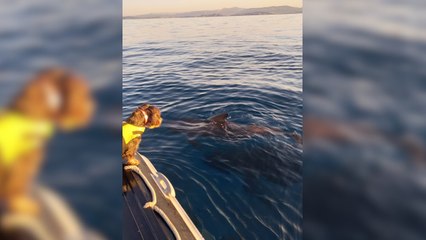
[[124, 14, 303, 239], [304, 1, 426, 240]]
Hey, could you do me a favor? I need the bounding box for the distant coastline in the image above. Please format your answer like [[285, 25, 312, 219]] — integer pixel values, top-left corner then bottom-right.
[[124, 5, 302, 20]]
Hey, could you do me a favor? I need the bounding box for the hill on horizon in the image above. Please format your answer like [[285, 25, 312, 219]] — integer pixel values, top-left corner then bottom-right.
[[124, 5, 302, 19]]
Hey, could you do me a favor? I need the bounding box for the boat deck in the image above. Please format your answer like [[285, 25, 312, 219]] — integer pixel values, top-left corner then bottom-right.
[[122, 153, 204, 240]]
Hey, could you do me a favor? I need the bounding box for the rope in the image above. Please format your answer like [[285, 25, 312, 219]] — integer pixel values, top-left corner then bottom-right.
[[154, 206, 181, 240], [124, 165, 157, 208]]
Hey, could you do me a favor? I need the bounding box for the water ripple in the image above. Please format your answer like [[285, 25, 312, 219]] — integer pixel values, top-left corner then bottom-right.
[[124, 14, 302, 240]]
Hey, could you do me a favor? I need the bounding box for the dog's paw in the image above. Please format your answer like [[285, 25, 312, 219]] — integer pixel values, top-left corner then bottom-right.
[[122, 184, 130, 193], [9, 196, 40, 216], [126, 158, 140, 166]]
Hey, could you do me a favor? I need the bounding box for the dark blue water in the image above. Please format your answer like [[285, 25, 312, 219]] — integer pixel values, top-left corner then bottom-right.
[[123, 14, 302, 239], [304, 1, 426, 240]]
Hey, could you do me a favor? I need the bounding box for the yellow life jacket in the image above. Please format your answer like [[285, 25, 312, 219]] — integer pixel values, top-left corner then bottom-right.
[[0, 111, 53, 167], [122, 122, 145, 144]]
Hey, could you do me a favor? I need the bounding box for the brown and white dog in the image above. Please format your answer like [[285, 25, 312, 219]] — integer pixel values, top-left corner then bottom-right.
[[0, 68, 94, 215], [122, 104, 162, 166]]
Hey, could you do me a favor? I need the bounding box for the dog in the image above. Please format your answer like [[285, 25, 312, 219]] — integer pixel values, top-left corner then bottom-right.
[[0, 68, 94, 215], [122, 104, 162, 166]]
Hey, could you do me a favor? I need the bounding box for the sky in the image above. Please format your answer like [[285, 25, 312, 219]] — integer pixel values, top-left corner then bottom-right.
[[123, 0, 303, 16]]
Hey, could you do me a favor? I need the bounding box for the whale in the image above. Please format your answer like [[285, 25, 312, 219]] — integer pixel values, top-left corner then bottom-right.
[[163, 113, 302, 187], [165, 113, 302, 144]]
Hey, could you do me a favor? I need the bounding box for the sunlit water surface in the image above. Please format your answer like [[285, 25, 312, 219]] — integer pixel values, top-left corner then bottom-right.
[[124, 14, 302, 240]]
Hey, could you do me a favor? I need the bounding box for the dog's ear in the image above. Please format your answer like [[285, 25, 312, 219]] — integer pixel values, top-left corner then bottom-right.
[[57, 72, 95, 130], [126, 108, 146, 126], [145, 105, 162, 128], [9, 69, 65, 120]]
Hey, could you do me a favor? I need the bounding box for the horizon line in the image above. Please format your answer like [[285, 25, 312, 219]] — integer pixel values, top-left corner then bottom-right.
[[123, 5, 302, 18]]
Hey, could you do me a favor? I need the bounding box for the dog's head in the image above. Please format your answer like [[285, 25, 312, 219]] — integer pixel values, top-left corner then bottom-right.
[[126, 104, 162, 128], [9, 68, 95, 130]]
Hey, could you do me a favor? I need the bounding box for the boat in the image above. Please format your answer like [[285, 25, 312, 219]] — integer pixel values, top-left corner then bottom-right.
[[123, 153, 204, 240], [0, 186, 104, 240]]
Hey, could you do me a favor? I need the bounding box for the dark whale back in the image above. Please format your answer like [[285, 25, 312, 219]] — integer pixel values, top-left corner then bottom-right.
[[208, 113, 229, 124]]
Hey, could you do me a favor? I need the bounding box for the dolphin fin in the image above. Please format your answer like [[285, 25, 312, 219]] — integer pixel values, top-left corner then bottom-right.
[[209, 113, 229, 124]]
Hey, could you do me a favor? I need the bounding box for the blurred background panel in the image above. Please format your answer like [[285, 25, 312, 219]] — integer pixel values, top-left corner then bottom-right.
[[0, 0, 122, 239], [304, 0, 426, 240]]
